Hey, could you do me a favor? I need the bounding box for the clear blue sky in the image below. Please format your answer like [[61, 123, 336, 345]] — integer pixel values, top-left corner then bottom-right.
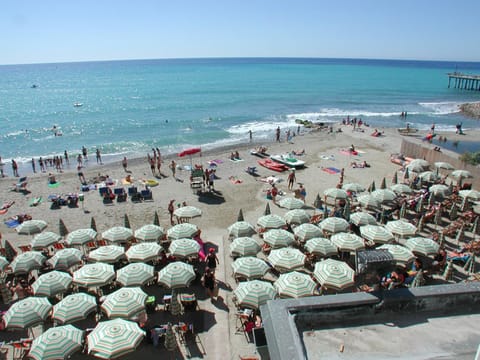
[[1, 0, 479, 65]]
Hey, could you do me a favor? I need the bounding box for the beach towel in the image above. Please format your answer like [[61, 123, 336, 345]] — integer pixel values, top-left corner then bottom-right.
[[4, 219, 20, 228], [208, 159, 223, 165], [322, 167, 341, 174], [29, 197, 43, 207], [229, 158, 244, 162], [229, 176, 243, 184], [320, 155, 335, 160], [48, 182, 60, 188]]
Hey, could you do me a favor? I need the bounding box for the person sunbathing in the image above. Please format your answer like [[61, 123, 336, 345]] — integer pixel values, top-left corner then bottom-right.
[[292, 149, 305, 155]]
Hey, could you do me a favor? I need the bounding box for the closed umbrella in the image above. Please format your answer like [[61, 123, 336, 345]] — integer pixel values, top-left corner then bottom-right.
[[174, 206, 202, 219], [385, 220, 417, 238], [357, 194, 381, 209], [59, 219, 69, 237], [89, 245, 125, 264], [158, 261, 196, 289], [153, 211, 160, 226], [284, 209, 310, 225], [116, 263, 155, 287], [378, 244, 415, 266], [274, 271, 316, 298], [360, 225, 394, 244], [47, 248, 83, 270], [405, 237, 440, 256], [16, 220, 47, 235], [318, 217, 350, 234], [72, 263, 115, 288], [65, 228, 97, 246], [331, 232, 365, 252], [28, 325, 84, 360], [87, 319, 145, 359], [371, 189, 397, 203], [167, 223, 199, 240], [313, 258, 355, 291], [230, 237, 261, 257], [263, 229, 295, 248], [264, 202, 271, 216], [164, 322, 177, 352], [278, 197, 305, 210], [324, 188, 348, 200], [31, 270, 72, 297], [90, 217, 97, 232], [9, 251, 46, 274], [257, 214, 286, 229], [237, 209, 245, 222], [3, 297, 52, 329], [350, 212, 377, 226], [134, 224, 165, 242], [267, 248, 306, 272], [342, 183, 365, 193], [126, 242, 163, 262], [233, 280, 276, 309], [392, 171, 398, 185], [380, 177, 387, 189], [52, 293, 97, 324], [390, 184, 412, 195], [304, 237, 338, 257], [123, 214, 131, 229], [314, 194, 323, 209], [31, 231, 61, 250], [293, 223, 322, 242], [232, 257, 270, 280], [368, 180, 376, 193], [227, 221, 257, 238], [168, 238, 200, 259], [101, 287, 147, 319], [102, 226, 134, 244]]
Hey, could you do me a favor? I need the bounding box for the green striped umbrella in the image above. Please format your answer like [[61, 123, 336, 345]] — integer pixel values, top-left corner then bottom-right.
[[232, 257, 270, 280], [9, 251, 46, 274], [263, 229, 295, 248], [88, 245, 125, 264], [390, 184, 413, 195], [451, 169, 473, 179], [342, 183, 365, 193], [116, 263, 155, 287], [318, 217, 350, 234], [31, 270, 72, 297], [324, 188, 349, 200], [434, 161, 454, 170], [284, 209, 310, 225], [0, 256, 9, 271], [378, 244, 415, 266], [360, 225, 394, 244], [4, 297, 52, 329], [230, 237, 261, 257], [31, 231, 61, 250], [134, 224, 165, 242], [459, 189, 480, 201], [126, 242, 163, 262], [358, 194, 381, 209], [167, 223, 199, 240], [331, 232, 365, 252], [304, 238, 338, 257], [267, 248, 306, 272], [418, 171, 439, 182], [293, 223, 322, 242], [233, 280, 276, 309], [65, 228, 97, 246], [102, 226, 134, 244], [168, 238, 200, 259], [313, 258, 355, 291], [16, 219, 47, 235], [274, 271, 316, 298], [47, 248, 83, 270], [278, 197, 305, 210], [28, 324, 84, 360], [406, 163, 425, 173], [371, 189, 397, 203], [257, 214, 287, 229], [101, 287, 147, 319], [385, 220, 417, 238], [72, 263, 115, 288], [429, 184, 450, 197], [173, 205, 202, 219], [87, 319, 145, 359], [52, 293, 97, 324], [158, 261, 196, 289], [349, 212, 377, 226], [227, 221, 257, 238], [405, 237, 440, 256]]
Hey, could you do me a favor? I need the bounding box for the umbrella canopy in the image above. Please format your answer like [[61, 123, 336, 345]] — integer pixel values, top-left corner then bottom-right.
[[232, 257, 270, 280], [318, 217, 350, 234], [31, 270, 73, 297], [304, 237, 338, 257], [9, 251, 46, 274], [360, 225, 394, 244], [230, 237, 261, 257], [233, 280, 276, 309], [158, 261, 196, 289], [357, 194, 381, 209], [178, 147, 201, 157], [227, 221, 257, 238], [451, 170, 473, 179], [313, 258, 355, 291], [278, 197, 305, 210], [167, 223, 199, 240], [284, 209, 310, 225], [459, 189, 480, 201], [102, 226, 134, 243], [267, 248, 306, 272], [263, 229, 295, 248], [134, 224, 165, 242], [324, 188, 349, 200], [378, 244, 415, 266], [405, 163, 425, 173], [168, 238, 200, 259], [331, 232, 365, 252], [87, 319, 145, 359], [16, 219, 47, 235], [385, 220, 417, 238], [3, 297, 52, 329], [31, 231, 61, 250], [349, 212, 377, 226], [371, 189, 397, 203], [173, 206, 202, 219], [434, 161, 454, 170], [89, 245, 125, 264], [405, 237, 440, 256], [390, 184, 413, 195], [116, 263, 155, 287], [429, 184, 451, 197], [293, 223, 323, 242], [72, 263, 115, 288], [418, 171, 439, 182], [52, 293, 97, 324], [342, 183, 366, 193], [274, 271, 316, 298], [101, 287, 147, 319], [126, 242, 163, 262], [28, 325, 84, 360], [0, 256, 9, 271], [47, 248, 83, 270], [65, 228, 97, 246], [409, 159, 430, 169], [257, 214, 287, 229]]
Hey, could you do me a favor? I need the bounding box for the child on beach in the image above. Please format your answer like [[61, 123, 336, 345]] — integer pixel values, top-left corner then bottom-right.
[[169, 160, 176, 178]]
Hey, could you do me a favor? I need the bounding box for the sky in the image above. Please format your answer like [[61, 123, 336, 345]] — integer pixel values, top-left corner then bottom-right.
[[1, 0, 480, 65]]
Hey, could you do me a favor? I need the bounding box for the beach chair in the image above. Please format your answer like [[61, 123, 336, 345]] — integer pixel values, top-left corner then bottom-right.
[[12, 177, 28, 192], [114, 188, 127, 202], [140, 189, 153, 201], [99, 187, 108, 197]]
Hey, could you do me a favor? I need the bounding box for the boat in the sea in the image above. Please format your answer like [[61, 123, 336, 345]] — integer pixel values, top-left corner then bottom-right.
[[397, 127, 418, 135], [73, 102, 83, 107], [270, 153, 305, 168], [258, 159, 290, 172]]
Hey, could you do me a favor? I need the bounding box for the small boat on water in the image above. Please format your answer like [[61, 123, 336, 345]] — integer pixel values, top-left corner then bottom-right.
[[73, 102, 83, 107], [258, 159, 290, 172], [270, 153, 305, 168]]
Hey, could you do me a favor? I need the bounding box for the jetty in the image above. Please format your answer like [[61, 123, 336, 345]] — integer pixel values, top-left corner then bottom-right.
[[448, 72, 480, 91]]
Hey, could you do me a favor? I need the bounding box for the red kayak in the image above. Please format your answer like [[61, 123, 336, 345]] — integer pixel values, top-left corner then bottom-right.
[[258, 159, 289, 172]]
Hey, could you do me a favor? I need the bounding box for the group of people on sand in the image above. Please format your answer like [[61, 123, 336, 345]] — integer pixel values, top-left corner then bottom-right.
[[230, 151, 241, 160], [147, 148, 162, 177]]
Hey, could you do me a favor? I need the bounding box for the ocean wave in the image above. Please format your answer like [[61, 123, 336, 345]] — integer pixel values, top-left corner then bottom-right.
[[418, 102, 462, 115], [311, 108, 419, 118]]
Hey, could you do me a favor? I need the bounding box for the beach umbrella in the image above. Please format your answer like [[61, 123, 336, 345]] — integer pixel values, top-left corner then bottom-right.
[[72, 263, 115, 288], [392, 171, 398, 185], [324, 188, 348, 200], [451, 170, 473, 179], [174, 206, 202, 219], [90, 217, 97, 232], [59, 219, 69, 237], [403, 167, 410, 182], [406, 163, 425, 173], [390, 184, 412, 195], [87, 319, 145, 359], [28, 324, 84, 360], [178, 147, 201, 167], [167, 223, 199, 240], [168, 238, 200, 259], [102, 226, 134, 243], [134, 224, 165, 242], [410, 159, 430, 169], [360, 225, 394, 244], [313, 258, 355, 291], [371, 189, 397, 203], [429, 184, 450, 197], [4, 240, 17, 262], [47, 248, 83, 270], [232, 257, 270, 280], [342, 199, 351, 221], [378, 244, 415, 266], [230, 237, 261, 257], [257, 214, 286, 229], [443, 261, 454, 281], [31, 231, 61, 250], [0, 256, 9, 271], [237, 209, 245, 222], [16, 220, 47, 235], [65, 228, 97, 246], [418, 171, 439, 183], [9, 251, 46, 274], [331, 232, 365, 252], [459, 189, 480, 201], [274, 271, 316, 298], [116, 263, 155, 287], [318, 217, 350, 234], [405, 237, 440, 256], [3, 297, 52, 329], [368, 180, 376, 193], [263, 229, 295, 248], [416, 215, 425, 232], [89, 245, 125, 264], [267, 248, 306, 272], [380, 177, 387, 189], [284, 209, 310, 225], [31, 270, 72, 297], [101, 287, 147, 319], [164, 322, 178, 352], [264, 202, 271, 216], [278, 197, 305, 210], [227, 221, 257, 238], [126, 242, 163, 262], [350, 212, 377, 226], [385, 220, 417, 238], [304, 237, 338, 257], [153, 211, 160, 226], [233, 280, 276, 309], [158, 261, 196, 289], [52, 293, 97, 324], [357, 194, 381, 209], [434, 162, 454, 170], [342, 182, 366, 193], [314, 194, 323, 209], [293, 223, 323, 242]]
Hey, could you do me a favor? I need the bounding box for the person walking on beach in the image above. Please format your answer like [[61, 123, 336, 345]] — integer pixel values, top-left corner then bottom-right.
[[248, 129, 253, 142], [156, 157, 161, 176], [168, 200, 175, 225], [77, 154, 83, 167], [149, 156, 155, 176], [39, 157, 46, 172], [431, 123, 435, 134], [276, 126, 281, 142], [271, 184, 278, 204], [64, 150, 69, 165], [205, 248, 219, 274], [169, 160, 176, 178], [96, 148, 102, 164], [0, 156, 4, 177], [122, 157, 128, 172], [202, 267, 217, 301], [82, 146, 88, 162], [287, 169, 296, 190], [31, 158, 36, 173], [11, 159, 19, 177]]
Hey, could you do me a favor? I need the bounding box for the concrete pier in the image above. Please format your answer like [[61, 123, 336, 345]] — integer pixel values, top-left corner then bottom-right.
[[448, 72, 480, 91]]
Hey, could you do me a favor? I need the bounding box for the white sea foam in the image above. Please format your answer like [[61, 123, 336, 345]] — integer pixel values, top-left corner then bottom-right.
[[418, 102, 462, 115]]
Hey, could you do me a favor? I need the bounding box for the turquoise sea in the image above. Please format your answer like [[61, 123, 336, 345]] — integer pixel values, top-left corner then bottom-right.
[[1, 58, 480, 168]]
